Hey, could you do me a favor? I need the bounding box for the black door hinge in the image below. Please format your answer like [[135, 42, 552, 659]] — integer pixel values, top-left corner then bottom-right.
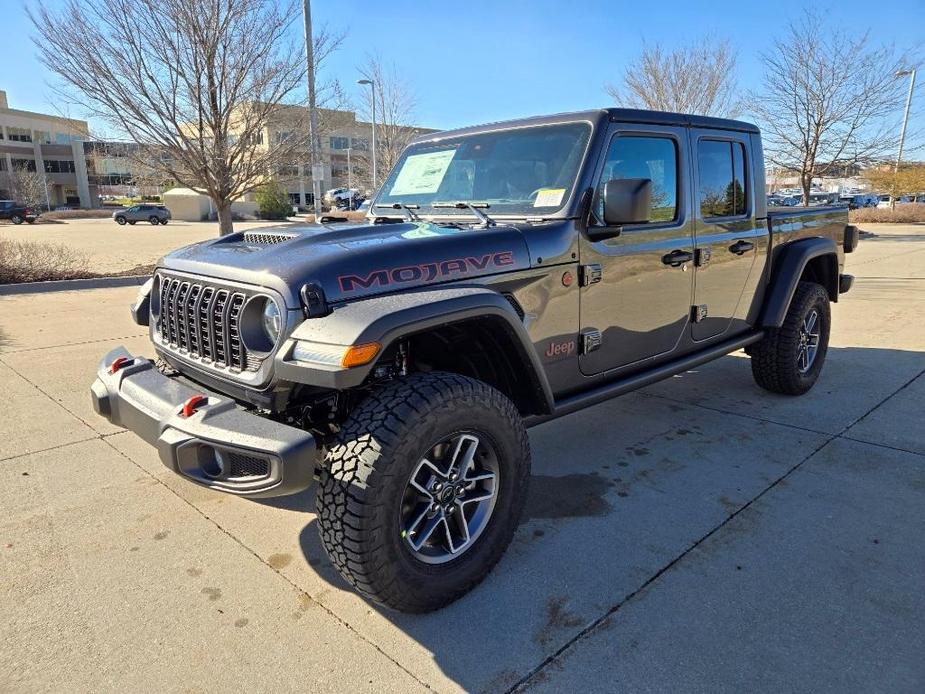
[[692, 304, 708, 322], [695, 247, 712, 267], [581, 329, 602, 354], [580, 264, 602, 287]]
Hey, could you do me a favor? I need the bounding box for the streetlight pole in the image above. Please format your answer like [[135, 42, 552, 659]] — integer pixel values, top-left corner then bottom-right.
[[892, 68, 917, 211], [357, 79, 377, 190], [346, 147, 352, 192], [302, 0, 323, 220]]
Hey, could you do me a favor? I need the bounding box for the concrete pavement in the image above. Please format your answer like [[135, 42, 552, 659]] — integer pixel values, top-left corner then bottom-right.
[[0, 223, 923, 692]]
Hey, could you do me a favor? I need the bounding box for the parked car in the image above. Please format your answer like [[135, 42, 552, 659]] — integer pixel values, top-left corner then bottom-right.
[[0, 200, 38, 224], [113, 204, 171, 226], [92, 108, 858, 613], [323, 187, 360, 206]]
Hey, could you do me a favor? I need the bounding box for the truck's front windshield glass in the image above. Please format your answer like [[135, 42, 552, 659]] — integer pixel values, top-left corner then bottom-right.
[[376, 122, 592, 217]]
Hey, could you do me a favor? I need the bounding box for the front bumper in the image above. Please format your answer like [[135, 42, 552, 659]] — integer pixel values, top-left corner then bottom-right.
[[90, 347, 317, 497]]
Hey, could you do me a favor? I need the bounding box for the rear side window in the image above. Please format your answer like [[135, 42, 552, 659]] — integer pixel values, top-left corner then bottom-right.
[[596, 136, 678, 224], [698, 140, 747, 218]]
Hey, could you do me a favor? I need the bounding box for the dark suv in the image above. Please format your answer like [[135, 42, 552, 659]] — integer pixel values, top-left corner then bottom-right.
[[92, 108, 858, 612], [0, 200, 37, 224], [113, 204, 171, 226]]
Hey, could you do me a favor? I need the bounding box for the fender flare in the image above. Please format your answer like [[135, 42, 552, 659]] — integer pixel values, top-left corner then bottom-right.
[[275, 286, 555, 413], [760, 237, 838, 328]]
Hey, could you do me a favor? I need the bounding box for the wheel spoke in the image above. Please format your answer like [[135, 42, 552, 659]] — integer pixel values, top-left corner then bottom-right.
[[797, 346, 808, 371], [447, 505, 470, 553], [804, 311, 818, 336], [447, 434, 479, 478], [463, 470, 495, 484], [408, 511, 444, 551], [460, 489, 494, 505]]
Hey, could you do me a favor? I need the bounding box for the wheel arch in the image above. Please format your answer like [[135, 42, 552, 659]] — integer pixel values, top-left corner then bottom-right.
[[760, 237, 839, 328], [276, 286, 555, 416]]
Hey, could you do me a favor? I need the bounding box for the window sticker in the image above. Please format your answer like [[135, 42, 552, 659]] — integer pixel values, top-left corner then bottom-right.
[[389, 149, 457, 196], [533, 188, 566, 207]]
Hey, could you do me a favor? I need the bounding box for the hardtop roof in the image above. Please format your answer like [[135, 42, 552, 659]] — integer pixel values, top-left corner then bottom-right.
[[411, 108, 759, 144]]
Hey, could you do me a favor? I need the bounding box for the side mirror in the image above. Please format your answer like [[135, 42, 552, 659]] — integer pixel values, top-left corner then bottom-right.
[[603, 178, 652, 226]]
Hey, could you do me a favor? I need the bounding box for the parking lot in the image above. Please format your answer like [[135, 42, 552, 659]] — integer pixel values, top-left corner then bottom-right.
[[1, 223, 923, 693], [0, 218, 297, 274]]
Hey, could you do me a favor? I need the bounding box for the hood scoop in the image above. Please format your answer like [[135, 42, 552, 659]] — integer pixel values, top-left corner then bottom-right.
[[242, 231, 297, 245]]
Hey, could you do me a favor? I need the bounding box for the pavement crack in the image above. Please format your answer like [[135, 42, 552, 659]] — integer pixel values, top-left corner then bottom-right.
[[0, 332, 147, 354]]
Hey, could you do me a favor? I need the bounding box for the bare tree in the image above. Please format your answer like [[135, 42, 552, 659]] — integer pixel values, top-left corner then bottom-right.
[[354, 55, 421, 191], [605, 39, 741, 117], [751, 11, 915, 206], [7, 165, 49, 210], [31, 0, 343, 234]]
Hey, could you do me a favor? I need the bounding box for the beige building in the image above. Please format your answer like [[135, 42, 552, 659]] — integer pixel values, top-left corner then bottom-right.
[[0, 89, 93, 208], [259, 105, 436, 208]]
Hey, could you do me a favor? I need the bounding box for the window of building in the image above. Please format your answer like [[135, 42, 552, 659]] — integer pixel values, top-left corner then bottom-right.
[[7, 128, 32, 143], [350, 137, 369, 151], [330, 136, 350, 150], [0, 158, 6, 171], [11, 158, 36, 172], [34, 130, 51, 144], [55, 133, 72, 145], [288, 193, 301, 205], [596, 135, 678, 224], [44, 159, 76, 174], [275, 131, 292, 144], [698, 140, 747, 218]]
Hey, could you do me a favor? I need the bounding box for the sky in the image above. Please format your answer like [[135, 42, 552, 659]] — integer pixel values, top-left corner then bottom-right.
[[3, 0, 924, 149]]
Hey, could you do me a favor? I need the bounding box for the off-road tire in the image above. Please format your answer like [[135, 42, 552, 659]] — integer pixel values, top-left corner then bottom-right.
[[316, 371, 531, 612], [115, 216, 126, 225], [751, 281, 830, 395]]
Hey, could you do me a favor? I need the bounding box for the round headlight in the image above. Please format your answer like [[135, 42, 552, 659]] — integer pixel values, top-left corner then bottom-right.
[[261, 300, 281, 343]]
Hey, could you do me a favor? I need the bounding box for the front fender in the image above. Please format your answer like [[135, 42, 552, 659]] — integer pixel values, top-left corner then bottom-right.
[[275, 286, 554, 411], [761, 237, 838, 328]]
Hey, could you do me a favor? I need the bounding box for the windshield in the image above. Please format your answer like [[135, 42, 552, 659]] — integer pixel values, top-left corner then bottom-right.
[[376, 122, 592, 217]]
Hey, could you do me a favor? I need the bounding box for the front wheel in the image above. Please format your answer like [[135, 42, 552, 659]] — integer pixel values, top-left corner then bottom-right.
[[750, 281, 830, 395], [316, 372, 530, 612], [11, 214, 23, 225], [115, 216, 126, 225], [159, 218, 168, 225], [148, 216, 160, 225]]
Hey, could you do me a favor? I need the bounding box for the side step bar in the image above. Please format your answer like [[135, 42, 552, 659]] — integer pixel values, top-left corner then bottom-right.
[[527, 331, 764, 427]]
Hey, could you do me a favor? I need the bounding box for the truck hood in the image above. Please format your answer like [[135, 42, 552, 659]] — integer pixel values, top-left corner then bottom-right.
[[159, 220, 530, 308]]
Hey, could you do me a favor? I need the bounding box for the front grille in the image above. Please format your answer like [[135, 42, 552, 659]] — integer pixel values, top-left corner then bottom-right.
[[156, 274, 256, 372], [226, 452, 271, 480], [243, 231, 295, 245]]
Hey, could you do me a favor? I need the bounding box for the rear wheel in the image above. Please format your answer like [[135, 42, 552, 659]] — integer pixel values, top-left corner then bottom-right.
[[751, 281, 830, 395], [316, 372, 530, 612], [148, 216, 160, 225], [11, 214, 23, 225]]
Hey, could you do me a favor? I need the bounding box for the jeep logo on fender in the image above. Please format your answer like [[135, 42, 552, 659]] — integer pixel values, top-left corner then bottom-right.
[[545, 339, 576, 360], [338, 251, 515, 292]]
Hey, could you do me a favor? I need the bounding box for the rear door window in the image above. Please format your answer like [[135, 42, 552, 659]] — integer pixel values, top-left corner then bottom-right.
[[698, 140, 747, 218]]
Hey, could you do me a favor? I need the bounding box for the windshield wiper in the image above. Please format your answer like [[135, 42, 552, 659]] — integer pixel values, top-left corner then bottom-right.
[[432, 201, 495, 228], [374, 202, 421, 221]]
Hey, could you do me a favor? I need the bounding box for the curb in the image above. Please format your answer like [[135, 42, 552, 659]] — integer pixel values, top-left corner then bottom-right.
[[0, 275, 148, 296]]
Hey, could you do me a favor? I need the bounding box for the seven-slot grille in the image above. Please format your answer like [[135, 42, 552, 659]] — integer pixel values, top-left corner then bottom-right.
[[156, 274, 255, 372]]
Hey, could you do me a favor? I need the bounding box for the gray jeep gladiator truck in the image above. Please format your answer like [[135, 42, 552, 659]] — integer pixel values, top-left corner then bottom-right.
[[91, 108, 858, 612]]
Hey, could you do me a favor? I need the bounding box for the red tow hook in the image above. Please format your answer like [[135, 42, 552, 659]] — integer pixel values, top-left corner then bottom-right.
[[181, 394, 208, 418], [108, 356, 132, 374]]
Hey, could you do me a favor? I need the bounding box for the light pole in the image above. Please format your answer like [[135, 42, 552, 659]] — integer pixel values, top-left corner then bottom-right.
[[357, 79, 377, 190], [346, 146, 352, 192], [302, 0, 323, 220], [892, 68, 917, 210]]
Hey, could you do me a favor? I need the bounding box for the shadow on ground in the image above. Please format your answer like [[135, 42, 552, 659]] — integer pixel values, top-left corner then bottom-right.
[[257, 345, 925, 693]]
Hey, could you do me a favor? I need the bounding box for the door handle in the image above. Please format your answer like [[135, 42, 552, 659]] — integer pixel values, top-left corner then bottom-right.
[[661, 249, 693, 267], [729, 240, 755, 255]]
